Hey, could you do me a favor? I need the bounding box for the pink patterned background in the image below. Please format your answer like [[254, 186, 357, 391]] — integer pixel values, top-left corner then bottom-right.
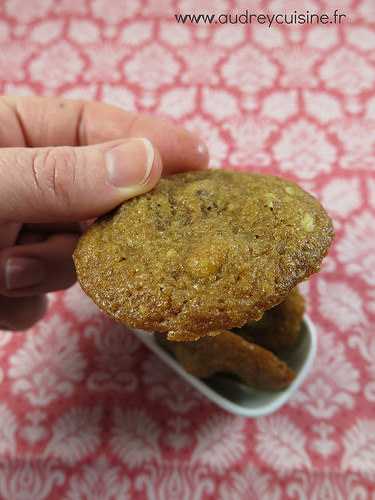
[[0, 0, 374, 498]]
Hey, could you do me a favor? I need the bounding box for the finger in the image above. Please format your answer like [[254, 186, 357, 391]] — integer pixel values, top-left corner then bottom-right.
[[0, 222, 22, 249], [22, 222, 82, 234], [16, 222, 82, 244], [2, 97, 209, 174], [16, 232, 46, 245], [0, 295, 47, 330], [0, 233, 78, 296], [0, 137, 163, 222], [0, 222, 80, 250]]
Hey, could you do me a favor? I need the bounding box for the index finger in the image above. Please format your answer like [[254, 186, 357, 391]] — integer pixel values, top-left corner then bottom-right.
[[1, 96, 209, 174]]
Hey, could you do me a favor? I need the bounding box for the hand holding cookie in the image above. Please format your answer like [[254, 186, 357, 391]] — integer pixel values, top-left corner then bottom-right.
[[0, 96, 208, 330]]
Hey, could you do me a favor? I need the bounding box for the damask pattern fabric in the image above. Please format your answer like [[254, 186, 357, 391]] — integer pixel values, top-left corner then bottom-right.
[[0, 0, 374, 498]]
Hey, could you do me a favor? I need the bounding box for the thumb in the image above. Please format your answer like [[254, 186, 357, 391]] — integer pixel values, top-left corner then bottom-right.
[[0, 138, 161, 222]]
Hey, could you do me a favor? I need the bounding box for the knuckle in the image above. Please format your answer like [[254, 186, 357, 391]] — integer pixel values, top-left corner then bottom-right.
[[37, 147, 78, 213]]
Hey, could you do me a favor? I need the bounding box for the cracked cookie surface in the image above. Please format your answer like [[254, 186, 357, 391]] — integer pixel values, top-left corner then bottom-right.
[[73, 170, 333, 340]]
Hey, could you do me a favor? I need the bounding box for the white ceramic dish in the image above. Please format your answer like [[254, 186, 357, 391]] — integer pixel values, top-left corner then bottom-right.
[[132, 315, 317, 417]]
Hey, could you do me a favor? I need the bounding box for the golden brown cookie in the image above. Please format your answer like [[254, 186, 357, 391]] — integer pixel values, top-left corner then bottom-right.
[[73, 170, 333, 340], [234, 288, 305, 352], [160, 330, 295, 391]]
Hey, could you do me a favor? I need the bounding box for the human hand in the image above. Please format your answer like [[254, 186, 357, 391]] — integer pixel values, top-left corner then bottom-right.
[[0, 96, 208, 330]]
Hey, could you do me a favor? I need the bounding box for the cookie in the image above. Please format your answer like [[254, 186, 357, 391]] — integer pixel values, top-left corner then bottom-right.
[[160, 330, 295, 391], [73, 170, 333, 340], [233, 287, 305, 352]]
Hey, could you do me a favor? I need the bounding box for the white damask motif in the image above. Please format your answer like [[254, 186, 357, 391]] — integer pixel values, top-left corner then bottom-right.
[[320, 255, 337, 273], [11, 24, 27, 38], [268, 0, 319, 11], [101, 84, 135, 110], [330, 119, 375, 170], [218, 464, 281, 500], [255, 415, 311, 475], [84, 42, 129, 82], [274, 47, 321, 88], [5, 79, 28, 94], [4, 0, 53, 23], [165, 417, 192, 451], [20, 410, 48, 445], [368, 348, 375, 396], [0, 404, 17, 456], [346, 26, 375, 52], [144, 0, 175, 17], [55, 0, 87, 14], [29, 41, 84, 88], [119, 21, 152, 47], [311, 423, 338, 458], [84, 321, 139, 392], [91, 0, 140, 23], [111, 408, 161, 468], [178, 45, 224, 85], [224, 115, 276, 167], [321, 0, 353, 7], [177, 0, 229, 13], [135, 464, 214, 500], [292, 332, 360, 418], [358, 0, 375, 22], [62, 84, 98, 100], [252, 24, 285, 49], [138, 91, 157, 108], [317, 279, 366, 331], [221, 45, 278, 93], [9, 315, 86, 406], [202, 88, 238, 121], [273, 119, 336, 179], [320, 177, 361, 218], [30, 20, 64, 44], [261, 90, 298, 122], [366, 96, 375, 120], [303, 91, 343, 123], [66, 455, 130, 500], [212, 24, 245, 48], [124, 43, 180, 90], [349, 326, 375, 403], [191, 414, 245, 473], [0, 21, 9, 42], [68, 20, 100, 44], [368, 178, 375, 209], [63, 283, 100, 322], [336, 211, 375, 286], [307, 25, 339, 50], [235, 0, 263, 8], [319, 48, 375, 96], [0, 42, 34, 81], [286, 472, 368, 500], [142, 356, 203, 413], [44, 406, 102, 465], [158, 88, 197, 119], [342, 419, 375, 478], [102, 26, 117, 39], [0, 460, 65, 500], [367, 288, 375, 315], [159, 22, 192, 47]]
